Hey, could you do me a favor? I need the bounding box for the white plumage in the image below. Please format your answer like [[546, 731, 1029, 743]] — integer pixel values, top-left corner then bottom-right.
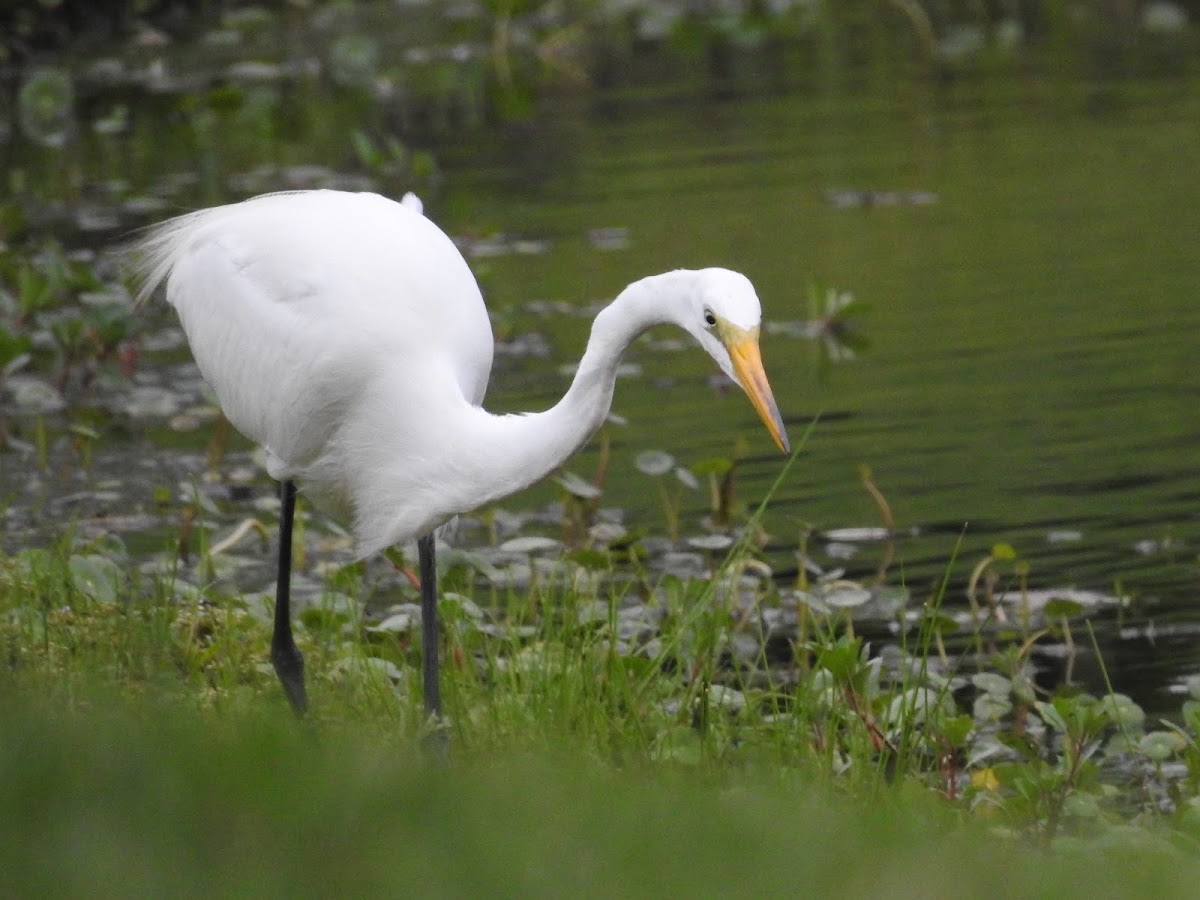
[[136, 190, 788, 556]]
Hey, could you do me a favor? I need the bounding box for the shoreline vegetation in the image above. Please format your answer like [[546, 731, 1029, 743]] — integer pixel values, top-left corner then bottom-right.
[[4, 503, 1200, 894], [6, 418, 1200, 886]]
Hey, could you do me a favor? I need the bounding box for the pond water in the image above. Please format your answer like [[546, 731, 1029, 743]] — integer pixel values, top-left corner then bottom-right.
[[451, 76, 1200, 709], [2, 10, 1198, 711]]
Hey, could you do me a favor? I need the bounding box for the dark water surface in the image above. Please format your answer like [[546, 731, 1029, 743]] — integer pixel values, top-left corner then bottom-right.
[[2, 24, 1198, 710], [462, 82, 1200, 588], [454, 78, 1200, 710]]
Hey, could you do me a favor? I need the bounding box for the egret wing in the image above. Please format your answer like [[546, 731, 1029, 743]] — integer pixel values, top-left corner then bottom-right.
[[138, 190, 494, 478]]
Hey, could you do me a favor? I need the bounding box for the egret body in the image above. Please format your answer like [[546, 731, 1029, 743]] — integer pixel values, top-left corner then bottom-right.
[[135, 190, 789, 719]]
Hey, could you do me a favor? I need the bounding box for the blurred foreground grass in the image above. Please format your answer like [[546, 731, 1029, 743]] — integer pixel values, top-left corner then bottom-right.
[[3, 689, 1199, 899]]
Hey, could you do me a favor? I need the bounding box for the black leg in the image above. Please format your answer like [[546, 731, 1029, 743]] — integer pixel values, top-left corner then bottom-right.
[[418, 533, 441, 720], [271, 479, 308, 715]]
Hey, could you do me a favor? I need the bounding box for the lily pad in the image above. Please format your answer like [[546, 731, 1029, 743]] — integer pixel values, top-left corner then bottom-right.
[[332, 655, 404, 685], [498, 536, 561, 554], [1099, 693, 1146, 730], [971, 672, 1012, 697], [1046, 529, 1084, 543], [703, 685, 747, 714], [587, 523, 627, 544], [792, 591, 833, 616], [973, 694, 1012, 722], [1139, 730, 1187, 761], [555, 471, 602, 500], [657, 552, 706, 579], [587, 227, 630, 250], [5, 376, 66, 413], [635, 450, 674, 477], [18, 67, 74, 148], [368, 613, 414, 634], [121, 385, 184, 419], [685, 534, 733, 552], [328, 34, 380, 87], [674, 466, 700, 490], [823, 585, 871, 609], [823, 542, 859, 561], [821, 527, 889, 542], [68, 555, 125, 604], [1185, 675, 1200, 702]]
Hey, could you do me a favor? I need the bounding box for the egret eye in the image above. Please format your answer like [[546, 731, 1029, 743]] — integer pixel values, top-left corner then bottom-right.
[[703, 309, 717, 327]]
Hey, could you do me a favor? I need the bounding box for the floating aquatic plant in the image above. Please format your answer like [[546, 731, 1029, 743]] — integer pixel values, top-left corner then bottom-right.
[[17, 68, 74, 149], [328, 34, 381, 89]]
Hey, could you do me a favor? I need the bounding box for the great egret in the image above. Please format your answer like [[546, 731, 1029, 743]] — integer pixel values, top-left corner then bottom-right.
[[134, 189, 789, 721]]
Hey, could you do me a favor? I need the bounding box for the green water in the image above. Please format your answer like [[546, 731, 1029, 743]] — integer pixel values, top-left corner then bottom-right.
[[449, 81, 1200, 600], [436, 76, 1200, 706], [2, 23, 1199, 706]]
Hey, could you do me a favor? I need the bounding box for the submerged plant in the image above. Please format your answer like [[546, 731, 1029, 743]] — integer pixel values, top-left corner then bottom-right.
[[966, 542, 1021, 626], [634, 449, 700, 542], [692, 436, 749, 530]]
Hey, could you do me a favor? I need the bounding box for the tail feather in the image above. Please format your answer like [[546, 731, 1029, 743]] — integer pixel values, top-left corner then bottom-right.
[[127, 207, 218, 308], [127, 190, 319, 307]]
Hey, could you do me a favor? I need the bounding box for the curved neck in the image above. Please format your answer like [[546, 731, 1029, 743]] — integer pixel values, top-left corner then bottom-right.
[[460, 270, 696, 509]]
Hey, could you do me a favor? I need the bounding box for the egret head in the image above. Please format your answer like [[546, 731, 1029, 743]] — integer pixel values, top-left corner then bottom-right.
[[682, 268, 790, 454]]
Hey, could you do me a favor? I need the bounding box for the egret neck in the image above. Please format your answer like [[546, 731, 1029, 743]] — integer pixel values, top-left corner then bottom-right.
[[455, 270, 702, 511]]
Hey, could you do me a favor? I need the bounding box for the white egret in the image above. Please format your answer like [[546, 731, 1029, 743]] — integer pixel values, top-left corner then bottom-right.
[[134, 189, 789, 720]]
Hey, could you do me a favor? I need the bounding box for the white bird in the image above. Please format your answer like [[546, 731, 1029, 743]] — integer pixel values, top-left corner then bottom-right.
[[134, 189, 789, 720]]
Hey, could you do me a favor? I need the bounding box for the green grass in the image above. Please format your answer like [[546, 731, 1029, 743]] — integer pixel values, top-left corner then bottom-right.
[[4, 530, 1200, 897], [4, 691, 1200, 899]]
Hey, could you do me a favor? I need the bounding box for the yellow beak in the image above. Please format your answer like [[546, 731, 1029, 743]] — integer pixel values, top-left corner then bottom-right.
[[726, 334, 790, 454]]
